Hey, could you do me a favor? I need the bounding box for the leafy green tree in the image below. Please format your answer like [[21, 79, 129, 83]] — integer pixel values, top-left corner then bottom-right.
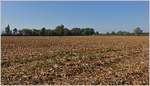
[[81, 28, 95, 35], [133, 27, 143, 35], [54, 24, 64, 36], [40, 27, 47, 36], [5, 24, 11, 35], [71, 28, 81, 35]]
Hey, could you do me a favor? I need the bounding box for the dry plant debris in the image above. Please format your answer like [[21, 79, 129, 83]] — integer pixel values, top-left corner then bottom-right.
[[1, 36, 149, 85]]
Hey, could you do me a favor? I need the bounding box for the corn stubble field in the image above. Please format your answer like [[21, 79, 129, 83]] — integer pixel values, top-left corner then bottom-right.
[[1, 36, 149, 85]]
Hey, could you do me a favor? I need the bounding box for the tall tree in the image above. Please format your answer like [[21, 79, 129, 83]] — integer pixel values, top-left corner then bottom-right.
[[55, 24, 64, 36], [40, 27, 46, 36], [13, 28, 18, 35], [5, 24, 11, 35], [133, 27, 143, 35]]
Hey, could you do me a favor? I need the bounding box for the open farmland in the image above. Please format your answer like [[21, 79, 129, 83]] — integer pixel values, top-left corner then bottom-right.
[[1, 36, 149, 85]]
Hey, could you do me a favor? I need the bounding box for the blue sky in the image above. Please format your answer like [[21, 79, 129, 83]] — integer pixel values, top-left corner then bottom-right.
[[1, 1, 149, 32]]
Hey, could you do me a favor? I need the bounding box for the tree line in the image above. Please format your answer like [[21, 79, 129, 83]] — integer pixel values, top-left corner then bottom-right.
[[2, 24, 149, 36]]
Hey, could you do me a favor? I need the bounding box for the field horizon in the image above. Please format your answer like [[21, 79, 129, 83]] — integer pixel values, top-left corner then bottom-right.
[[1, 1, 149, 85]]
